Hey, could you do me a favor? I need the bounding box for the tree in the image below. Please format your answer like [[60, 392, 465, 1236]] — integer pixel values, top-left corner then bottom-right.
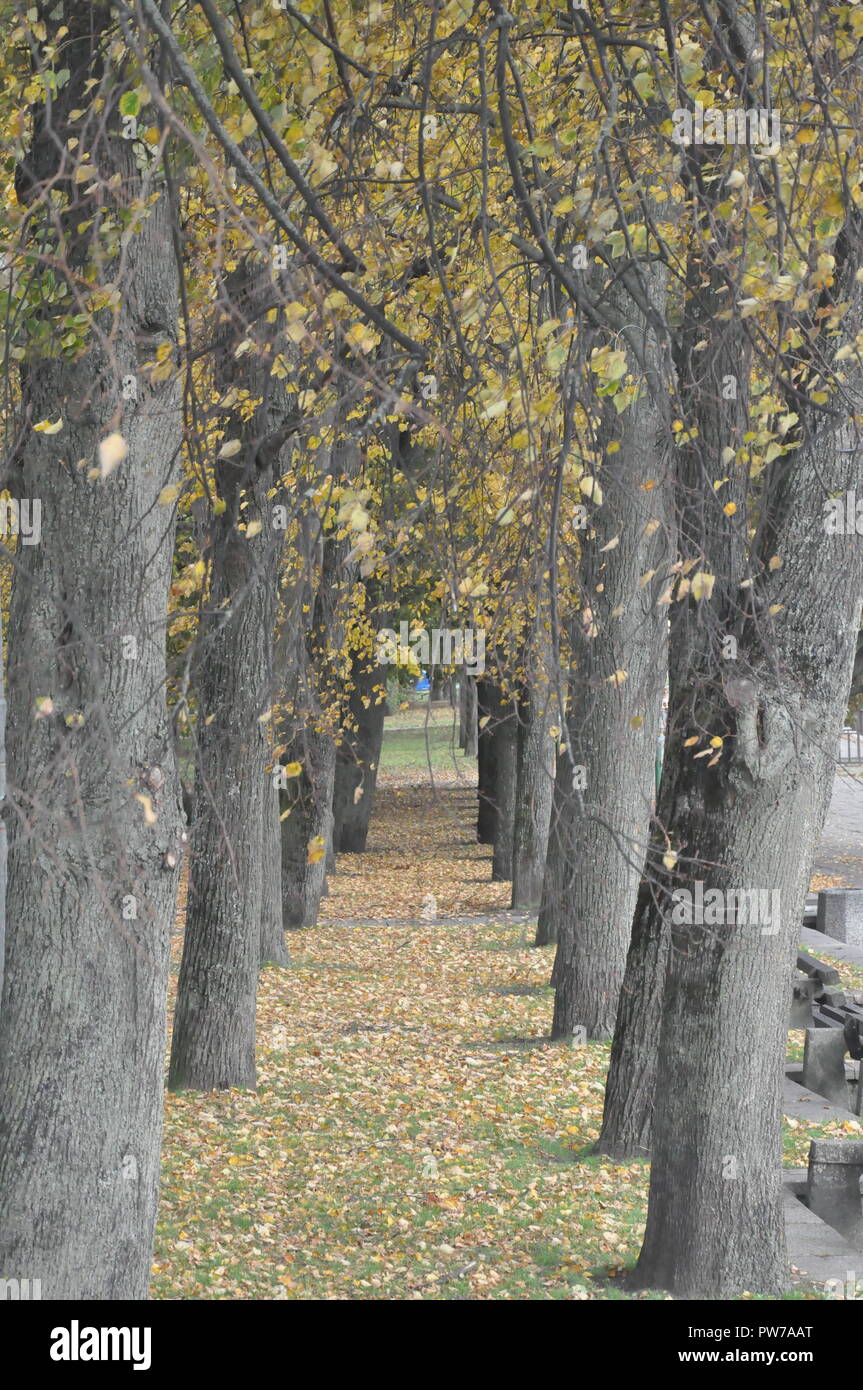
[[549, 258, 672, 1040], [0, 0, 183, 1297], [168, 270, 291, 1090], [332, 612, 387, 854], [510, 619, 556, 909]]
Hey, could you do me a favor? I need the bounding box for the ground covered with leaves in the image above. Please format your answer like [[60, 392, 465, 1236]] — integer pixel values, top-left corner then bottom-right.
[[152, 718, 862, 1299]]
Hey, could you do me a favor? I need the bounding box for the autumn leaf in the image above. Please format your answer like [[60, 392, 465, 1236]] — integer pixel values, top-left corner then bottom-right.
[[98, 433, 127, 479]]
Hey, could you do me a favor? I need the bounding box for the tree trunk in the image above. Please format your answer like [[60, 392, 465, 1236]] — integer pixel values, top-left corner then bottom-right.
[[332, 645, 386, 853], [550, 259, 671, 1040], [491, 689, 518, 881], [278, 434, 359, 927], [0, 4, 182, 1297], [511, 678, 555, 909], [0, 600, 6, 1005], [594, 877, 668, 1159], [260, 773, 290, 966], [535, 745, 568, 945], [169, 270, 288, 1091], [476, 676, 498, 844], [630, 38, 863, 1284], [280, 724, 337, 928], [464, 676, 478, 757], [633, 425, 863, 1297]]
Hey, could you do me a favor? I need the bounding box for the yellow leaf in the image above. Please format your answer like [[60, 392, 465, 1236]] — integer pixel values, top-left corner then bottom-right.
[[98, 432, 127, 478], [283, 761, 302, 778], [307, 835, 326, 864], [580, 476, 603, 504], [690, 571, 715, 601], [158, 483, 180, 506], [34, 417, 63, 434], [607, 669, 628, 687]]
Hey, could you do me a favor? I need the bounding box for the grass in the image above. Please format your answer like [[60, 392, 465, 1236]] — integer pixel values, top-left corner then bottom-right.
[[377, 719, 467, 781]]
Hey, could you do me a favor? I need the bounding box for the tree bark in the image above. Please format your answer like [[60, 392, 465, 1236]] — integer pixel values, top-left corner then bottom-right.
[[476, 675, 498, 844], [278, 435, 359, 927], [260, 773, 290, 966], [464, 676, 478, 758], [535, 749, 567, 945], [280, 723, 337, 928], [0, 2, 182, 1297], [332, 644, 386, 853], [550, 259, 671, 1040], [511, 678, 555, 909], [169, 270, 288, 1091], [594, 877, 668, 1159], [491, 688, 519, 881], [630, 33, 863, 1285], [458, 678, 468, 749]]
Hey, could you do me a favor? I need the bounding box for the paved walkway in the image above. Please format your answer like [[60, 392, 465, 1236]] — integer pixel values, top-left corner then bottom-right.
[[814, 767, 863, 887], [783, 1171, 860, 1289]]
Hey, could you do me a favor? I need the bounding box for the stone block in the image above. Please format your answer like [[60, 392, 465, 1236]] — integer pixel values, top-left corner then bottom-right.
[[817, 889, 863, 947], [802, 1027, 850, 1108], [807, 1139, 863, 1246]]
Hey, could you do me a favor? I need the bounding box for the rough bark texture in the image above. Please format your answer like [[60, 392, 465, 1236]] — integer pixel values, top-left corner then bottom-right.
[[458, 678, 468, 749], [634, 446, 863, 1298], [169, 271, 287, 1091], [550, 261, 672, 1040], [0, 2, 182, 1298], [511, 678, 555, 909], [535, 745, 568, 945], [464, 676, 478, 758], [278, 436, 359, 928], [332, 644, 386, 853], [630, 50, 863, 1287], [476, 676, 498, 844], [594, 877, 669, 1159], [491, 689, 519, 881], [260, 773, 290, 966], [280, 724, 337, 928]]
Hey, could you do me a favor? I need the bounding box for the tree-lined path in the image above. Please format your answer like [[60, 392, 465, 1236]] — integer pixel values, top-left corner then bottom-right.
[[150, 713, 863, 1301]]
